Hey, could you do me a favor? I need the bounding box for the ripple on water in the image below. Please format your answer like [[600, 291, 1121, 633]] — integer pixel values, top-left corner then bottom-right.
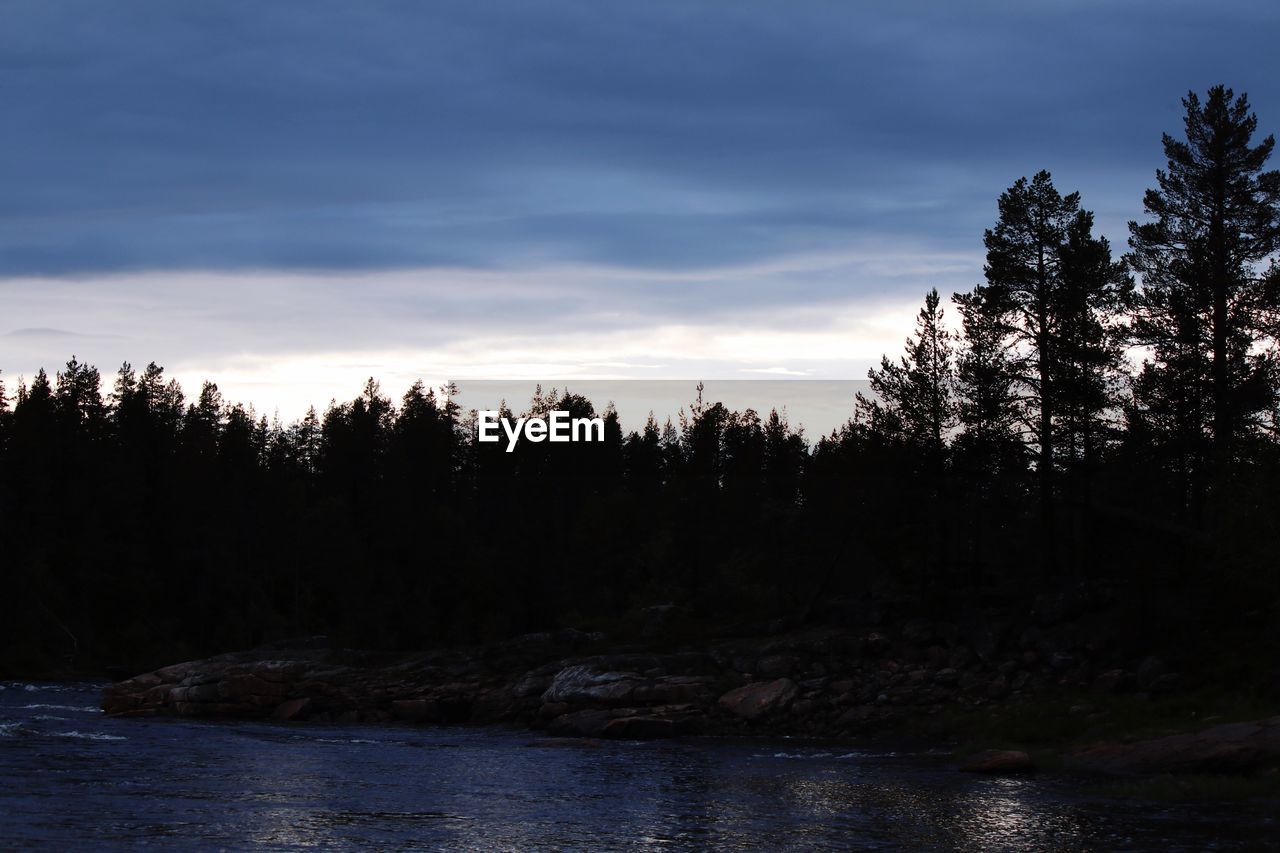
[[21, 704, 101, 713], [53, 731, 127, 742]]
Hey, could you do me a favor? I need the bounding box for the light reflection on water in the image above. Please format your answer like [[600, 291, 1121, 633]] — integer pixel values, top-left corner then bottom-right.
[[0, 683, 1273, 849]]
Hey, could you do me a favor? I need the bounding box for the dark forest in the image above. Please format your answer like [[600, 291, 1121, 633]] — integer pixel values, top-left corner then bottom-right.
[[3, 85, 1278, 680]]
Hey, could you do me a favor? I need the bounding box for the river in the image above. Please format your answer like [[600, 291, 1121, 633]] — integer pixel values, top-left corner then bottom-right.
[[1, 682, 1273, 849]]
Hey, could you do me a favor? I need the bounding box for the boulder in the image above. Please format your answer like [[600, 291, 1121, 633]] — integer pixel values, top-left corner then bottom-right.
[[542, 665, 641, 706], [718, 679, 797, 720], [273, 697, 312, 721]]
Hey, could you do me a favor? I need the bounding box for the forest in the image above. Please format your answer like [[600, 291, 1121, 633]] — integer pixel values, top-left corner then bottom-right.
[[2, 85, 1278, 677]]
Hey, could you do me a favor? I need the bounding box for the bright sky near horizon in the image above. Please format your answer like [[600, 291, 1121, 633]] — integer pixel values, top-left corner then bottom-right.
[[3, 1, 1277, 421]]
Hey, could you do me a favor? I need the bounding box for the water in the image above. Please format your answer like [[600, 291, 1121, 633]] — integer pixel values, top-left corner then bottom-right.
[[0, 683, 1273, 850]]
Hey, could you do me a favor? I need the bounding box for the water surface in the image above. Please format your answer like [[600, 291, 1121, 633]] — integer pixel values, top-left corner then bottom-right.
[[0, 683, 1271, 849]]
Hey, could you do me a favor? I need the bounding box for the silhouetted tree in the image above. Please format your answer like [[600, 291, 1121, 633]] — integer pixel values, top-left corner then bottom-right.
[[859, 287, 955, 458], [1127, 85, 1280, 519]]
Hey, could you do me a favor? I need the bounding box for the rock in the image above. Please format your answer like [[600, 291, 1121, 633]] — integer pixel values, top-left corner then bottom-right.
[[539, 701, 570, 719], [1071, 717, 1280, 776], [273, 697, 311, 721], [934, 668, 959, 686], [1049, 652, 1075, 670], [221, 673, 289, 703], [547, 709, 613, 738], [471, 686, 515, 722], [602, 715, 682, 739], [390, 698, 442, 724], [864, 632, 891, 656], [1092, 669, 1128, 694], [718, 679, 797, 720], [542, 665, 640, 706], [632, 676, 714, 706], [756, 655, 796, 679], [971, 623, 1006, 662], [960, 749, 1035, 774], [512, 666, 561, 699], [835, 705, 883, 732]]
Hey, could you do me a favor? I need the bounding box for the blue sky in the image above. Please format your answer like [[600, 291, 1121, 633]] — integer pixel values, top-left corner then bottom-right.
[[3, 0, 1277, 421]]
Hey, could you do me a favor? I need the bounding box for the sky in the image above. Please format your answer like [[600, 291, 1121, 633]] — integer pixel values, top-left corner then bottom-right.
[[3, 0, 1278, 425]]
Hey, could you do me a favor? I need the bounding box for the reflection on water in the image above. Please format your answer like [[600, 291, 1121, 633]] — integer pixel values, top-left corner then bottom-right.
[[0, 683, 1272, 849]]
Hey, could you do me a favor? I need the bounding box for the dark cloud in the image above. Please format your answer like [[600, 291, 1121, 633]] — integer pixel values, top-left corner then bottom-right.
[[3, 0, 1277, 278]]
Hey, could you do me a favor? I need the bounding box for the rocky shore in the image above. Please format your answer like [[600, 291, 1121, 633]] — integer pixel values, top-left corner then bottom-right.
[[103, 617, 1133, 733], [101, 604, 1280, 781]]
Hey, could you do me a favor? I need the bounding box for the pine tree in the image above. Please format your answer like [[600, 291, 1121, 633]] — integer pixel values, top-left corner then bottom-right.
[[1053, 210, 1132, 482], [951, 282, 1027, 576], [1127, 85, 1280, 496], [953, 284, 1020, 451], [859, 288, 956, 456], [982, 173, 1082, 520]]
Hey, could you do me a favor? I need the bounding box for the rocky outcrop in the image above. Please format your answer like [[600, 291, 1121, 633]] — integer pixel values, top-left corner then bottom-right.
[[1070, 717, 1280, 776], [101, 612, 1199, 745]]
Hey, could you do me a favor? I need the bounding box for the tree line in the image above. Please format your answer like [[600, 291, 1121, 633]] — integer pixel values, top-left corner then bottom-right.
[[2, 85, 1278, 675]]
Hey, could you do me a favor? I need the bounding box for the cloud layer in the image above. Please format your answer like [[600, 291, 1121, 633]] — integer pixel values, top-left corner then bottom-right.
[[3, 1, 1277, 417]]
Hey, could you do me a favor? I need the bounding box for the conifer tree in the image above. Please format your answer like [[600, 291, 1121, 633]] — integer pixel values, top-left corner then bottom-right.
[[1127, 85, 1280, 500], [860, 287, 955, 455]]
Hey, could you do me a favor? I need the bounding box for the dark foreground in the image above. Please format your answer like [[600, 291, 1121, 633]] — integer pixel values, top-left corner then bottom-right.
[[4, 683, 1276, 850]]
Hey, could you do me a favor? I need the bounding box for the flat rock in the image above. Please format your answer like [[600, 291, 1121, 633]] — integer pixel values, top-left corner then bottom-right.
[[718, 679, 797, 720], [1070, 716, 1280, 776], [547, 709, 613, 738], [602, 715, 683, 739]]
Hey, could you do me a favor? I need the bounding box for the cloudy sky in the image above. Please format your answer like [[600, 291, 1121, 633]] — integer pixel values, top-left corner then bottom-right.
[[3, 0, 1277, 421]]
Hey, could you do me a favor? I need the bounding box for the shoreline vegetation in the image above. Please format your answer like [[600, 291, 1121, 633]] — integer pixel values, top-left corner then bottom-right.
[[4, 85, 1280, 797]]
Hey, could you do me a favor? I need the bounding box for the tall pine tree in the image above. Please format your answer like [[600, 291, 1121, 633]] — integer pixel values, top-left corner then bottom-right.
[[1127, 85, 1280, 513]]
